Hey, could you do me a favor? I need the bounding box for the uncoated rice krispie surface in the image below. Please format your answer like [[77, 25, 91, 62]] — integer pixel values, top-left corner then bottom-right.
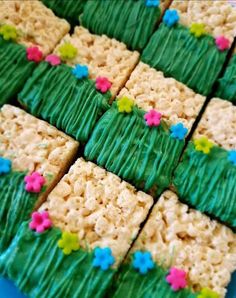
[[54, 26, 140, 96], [193, 98, 236, 150], [40, 157, 153, 265], [0, 105, 79, 197], [0, 0, 70, 55], [130, 190, 236, 297], [171, 0, 236, 44], [119, 62, 205, 131]]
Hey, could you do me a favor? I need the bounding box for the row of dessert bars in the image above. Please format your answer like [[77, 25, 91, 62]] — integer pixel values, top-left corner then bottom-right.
[[0, 1, 235, 298]]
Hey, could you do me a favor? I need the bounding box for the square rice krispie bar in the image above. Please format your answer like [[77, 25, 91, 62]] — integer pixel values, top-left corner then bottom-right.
[[0, 158, 153, 298], [174, 98, 236, 228], [142, 0, 236, 95], [81, 0, 172, 51], [19, 26, 139, 143], [113, 191, 236, 298], [0, 104, 78, 252], [0, 0, 70, 55]]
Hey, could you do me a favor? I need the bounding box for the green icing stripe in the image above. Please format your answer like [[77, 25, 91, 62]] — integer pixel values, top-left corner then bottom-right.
[[113, 263, 197, 298], [0, 37, 35, 106], [81, 0, 161, 51], [142, 24, 227, 96], [0, 222, 114, 298], [215, 54, 236, 103], [42, 0, 86, 25], [173, 143, 236, 228], [84, 104, 184, 196], [18, 62, 111, 143], [0, 171, 38, 253]]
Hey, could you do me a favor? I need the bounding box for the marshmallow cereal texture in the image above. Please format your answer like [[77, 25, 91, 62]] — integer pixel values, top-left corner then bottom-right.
[[119, 62, 205, 131], [171, 0, 236, 44], [0, 0, 70, 55], [40, 158, 153, 266], [130, 190, 236, 297], [0, 105, 79, 201], [193, 98, 236, 150]]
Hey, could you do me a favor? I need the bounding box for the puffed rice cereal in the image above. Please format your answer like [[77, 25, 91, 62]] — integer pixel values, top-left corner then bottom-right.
[[40, 157, 153, 266], [130, 190, 236, 297]]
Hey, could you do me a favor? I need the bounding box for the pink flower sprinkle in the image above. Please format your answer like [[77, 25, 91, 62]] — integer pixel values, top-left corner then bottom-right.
[[144, 109, 162, 127], [45, 54, 61, 66], [29, 211, 52, 233], [215, 36, 230, 51], [26, 46, 43, 62], [95, 77, 112, 93], [24, 171, 45, 193], [166, 267, 187, 291]]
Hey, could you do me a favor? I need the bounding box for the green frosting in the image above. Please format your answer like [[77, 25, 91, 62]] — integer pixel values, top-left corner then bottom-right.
[[0, 37, 35, 107], [0, 222, 114, 298], [81, 0, 161, 51], [0, 171, 37, 253], [173, 143, 236, 228], [215, 54, 236, 103], [84, 103, 185, 196], [42, 0, 86, 25], [113, 262, 197, 298], [18, 62, 111, 143], [142, 24, 228, 96]]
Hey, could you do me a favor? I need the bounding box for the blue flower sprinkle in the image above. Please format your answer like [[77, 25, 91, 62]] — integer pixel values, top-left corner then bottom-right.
[[163, 9, 179, 27], [133, 251, 154, 274], [170, 123, 188, 140], [92, 247, 115, 271], [146, 0, 160, 7], [228, 150, 236, 166], [0, 157, 11, 175], [72, 64, 89, 79]]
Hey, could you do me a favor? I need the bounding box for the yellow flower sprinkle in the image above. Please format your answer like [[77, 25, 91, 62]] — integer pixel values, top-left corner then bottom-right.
[[0, 24, 17, 41], [58, 43, 77, 60], [190, 23, 206, 38], [58, 231, 79, 255], [194, 136, 214, 154], [197, 287, 220, 298], [117, 97, 134, 113]]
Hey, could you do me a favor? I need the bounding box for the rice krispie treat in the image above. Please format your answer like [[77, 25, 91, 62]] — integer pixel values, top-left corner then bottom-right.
[[0, 0, 70, 55], [142, 0, 236, 95], [215, 49, 236, 103], [113, 191, 236, 298], [81, 0, 171, 51], [84, 98, 189, 197], [42, 0, 86, 25], [119, 62, 206, 131], [174, 98, 236, 228], [0, 158, 153, 297], [19, 26, 139, 143], [0, 104, 78, 252]]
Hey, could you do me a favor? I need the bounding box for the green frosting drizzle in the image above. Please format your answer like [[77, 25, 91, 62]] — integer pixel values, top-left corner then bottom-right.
[[142, 24, 227, 96], [215, 54, 236, 103], [112, 262, 198, 298], [173, 143, 236, 228], [81, 0, 161, 51], [0, 171, 38, 253], [0, 222, 114, 298], [84, 103, 184, 196], [42, 0, 86, 25], [18, 62, 111, 143], [0, 37, 35, 107]]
